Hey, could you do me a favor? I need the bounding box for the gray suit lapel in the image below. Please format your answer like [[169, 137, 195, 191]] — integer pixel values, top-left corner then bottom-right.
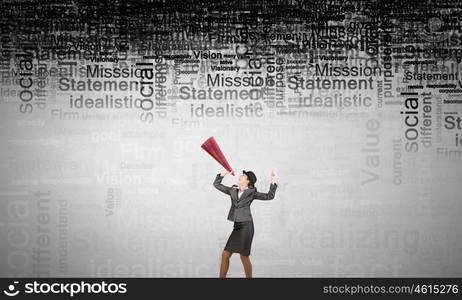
[[231, 187, 254, 205], [237, 188, 251, 202], [231, 185, 239, 205]]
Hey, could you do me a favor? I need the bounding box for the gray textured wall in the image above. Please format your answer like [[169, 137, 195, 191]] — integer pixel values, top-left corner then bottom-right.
[[1, 77, 461, 277]]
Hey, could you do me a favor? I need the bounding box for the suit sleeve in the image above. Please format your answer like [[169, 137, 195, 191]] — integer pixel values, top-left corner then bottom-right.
[[213, 173, 232, 195], [254, 183, 278, 200]]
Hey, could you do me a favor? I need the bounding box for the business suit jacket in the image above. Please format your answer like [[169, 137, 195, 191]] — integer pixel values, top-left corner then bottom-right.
[[213, 173, 278, 222]]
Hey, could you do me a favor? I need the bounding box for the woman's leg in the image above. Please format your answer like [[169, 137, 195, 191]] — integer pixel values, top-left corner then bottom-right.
[[239, 254, 252, 278], [219, 250, 233, 278]]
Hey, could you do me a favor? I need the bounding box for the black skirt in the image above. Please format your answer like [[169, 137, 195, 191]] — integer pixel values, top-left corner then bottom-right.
[[224, 220, 254, 256]]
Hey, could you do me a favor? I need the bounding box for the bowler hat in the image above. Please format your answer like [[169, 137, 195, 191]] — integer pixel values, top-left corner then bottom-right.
[[243, 170, 257, 186]]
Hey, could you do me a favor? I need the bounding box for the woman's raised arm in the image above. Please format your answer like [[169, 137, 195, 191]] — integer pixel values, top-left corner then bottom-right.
[[254, 171, 278, 200], [213, 170, 232, 195]]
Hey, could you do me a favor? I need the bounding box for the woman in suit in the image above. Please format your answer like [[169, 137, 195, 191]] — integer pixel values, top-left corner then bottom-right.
[[213, 169, 278, 278]]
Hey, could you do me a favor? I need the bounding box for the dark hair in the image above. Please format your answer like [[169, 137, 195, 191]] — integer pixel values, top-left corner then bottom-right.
[[243, 174, 255, 188], [243, 170, 257, 188]]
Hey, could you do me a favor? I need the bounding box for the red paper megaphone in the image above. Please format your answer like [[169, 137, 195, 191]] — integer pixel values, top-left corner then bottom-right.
[[201, 136, 235, 175]]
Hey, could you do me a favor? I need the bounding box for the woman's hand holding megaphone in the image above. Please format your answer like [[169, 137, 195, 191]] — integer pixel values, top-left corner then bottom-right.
[[220, 170, 233, 177]]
